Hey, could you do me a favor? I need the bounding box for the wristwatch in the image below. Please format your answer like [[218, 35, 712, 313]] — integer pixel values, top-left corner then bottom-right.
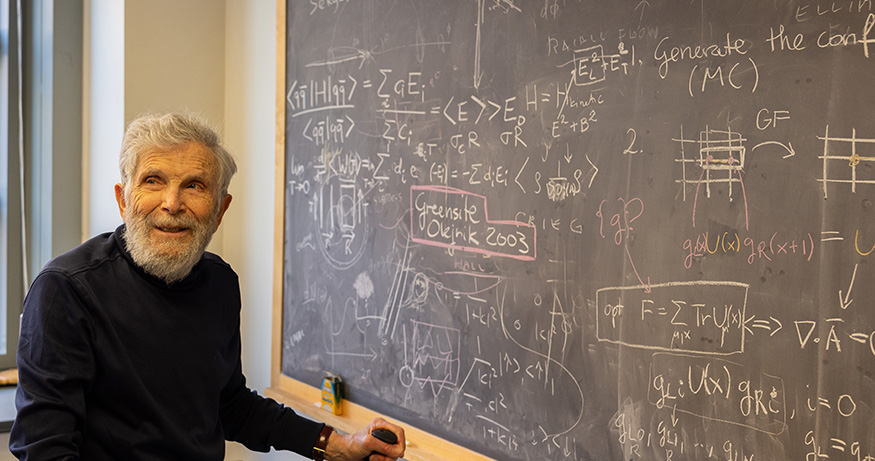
[[312, 424, 334, 461]]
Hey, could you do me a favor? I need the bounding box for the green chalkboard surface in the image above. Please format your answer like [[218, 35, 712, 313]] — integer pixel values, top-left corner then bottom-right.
[[279, 1, 875, 459]]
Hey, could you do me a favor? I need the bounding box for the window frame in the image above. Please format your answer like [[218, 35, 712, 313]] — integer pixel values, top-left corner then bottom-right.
[[0, 0, 22, 369]]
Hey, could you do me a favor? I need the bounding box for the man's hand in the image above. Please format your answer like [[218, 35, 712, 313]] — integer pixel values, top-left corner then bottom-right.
[[325, 417, 406, 461]]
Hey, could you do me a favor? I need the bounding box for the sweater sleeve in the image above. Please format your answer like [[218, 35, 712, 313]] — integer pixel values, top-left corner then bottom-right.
[[10, 271, 95, 460], [218, 333, 324, 457]]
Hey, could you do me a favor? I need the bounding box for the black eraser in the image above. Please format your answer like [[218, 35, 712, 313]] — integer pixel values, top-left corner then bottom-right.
[[371, 428, 397, 444]]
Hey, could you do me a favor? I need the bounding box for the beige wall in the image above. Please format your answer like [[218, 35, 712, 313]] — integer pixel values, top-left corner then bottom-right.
[[124, 0, 225, 124]]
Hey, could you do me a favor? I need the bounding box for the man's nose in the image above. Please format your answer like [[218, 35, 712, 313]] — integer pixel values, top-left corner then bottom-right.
[[161, 186, 185, 213]]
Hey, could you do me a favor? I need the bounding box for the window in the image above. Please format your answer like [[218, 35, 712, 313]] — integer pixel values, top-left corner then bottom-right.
[[0, 0, 83, 369]]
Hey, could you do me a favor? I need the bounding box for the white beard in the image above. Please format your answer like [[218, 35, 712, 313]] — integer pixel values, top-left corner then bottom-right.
[[123, 206, 217, 284]]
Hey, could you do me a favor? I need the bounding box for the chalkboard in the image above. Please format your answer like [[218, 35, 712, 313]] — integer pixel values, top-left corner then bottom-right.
[[274, 1, 875, 459]]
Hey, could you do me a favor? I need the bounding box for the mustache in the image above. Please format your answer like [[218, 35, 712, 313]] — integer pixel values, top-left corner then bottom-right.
[[146, 214, 201, 229]]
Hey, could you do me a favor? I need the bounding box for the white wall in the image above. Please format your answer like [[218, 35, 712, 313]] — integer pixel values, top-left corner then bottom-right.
[[84, 1, 300, 460], [221, 1, 293, 460], [83, 0, 124, 238]]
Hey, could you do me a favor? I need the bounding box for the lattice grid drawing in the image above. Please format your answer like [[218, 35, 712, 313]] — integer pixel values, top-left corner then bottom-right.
[[818, 126, 875, 198]]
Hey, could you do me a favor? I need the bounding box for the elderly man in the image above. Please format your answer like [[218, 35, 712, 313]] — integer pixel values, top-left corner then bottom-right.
[[10, 112, 405, 460]]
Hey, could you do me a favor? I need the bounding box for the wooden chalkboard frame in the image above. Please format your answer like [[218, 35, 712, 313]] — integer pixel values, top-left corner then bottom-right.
[[265, 1, 488, 459]]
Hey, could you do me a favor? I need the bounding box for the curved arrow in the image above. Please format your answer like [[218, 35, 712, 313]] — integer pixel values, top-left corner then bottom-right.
[[752, 141, 795, 158]]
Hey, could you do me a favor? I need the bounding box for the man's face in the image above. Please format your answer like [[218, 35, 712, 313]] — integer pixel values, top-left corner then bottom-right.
[[114, 141, 232, 282]]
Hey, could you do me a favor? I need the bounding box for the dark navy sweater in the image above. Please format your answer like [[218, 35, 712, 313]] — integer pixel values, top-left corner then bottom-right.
[[10, 226, 322, 460]]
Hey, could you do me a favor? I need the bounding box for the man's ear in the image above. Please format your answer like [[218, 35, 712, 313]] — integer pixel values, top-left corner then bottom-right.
[[114, 184, 127, 220], [215, 194, 233, 229]]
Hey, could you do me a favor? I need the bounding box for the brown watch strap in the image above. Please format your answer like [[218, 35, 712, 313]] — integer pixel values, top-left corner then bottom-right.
[[312, 424, 334, 461]]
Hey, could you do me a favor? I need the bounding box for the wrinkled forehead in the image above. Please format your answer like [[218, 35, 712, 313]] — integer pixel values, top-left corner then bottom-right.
[[134, 142, 220, 184]]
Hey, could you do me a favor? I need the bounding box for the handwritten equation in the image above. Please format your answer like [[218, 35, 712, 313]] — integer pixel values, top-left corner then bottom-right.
[[282, 2, 875, 460]]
